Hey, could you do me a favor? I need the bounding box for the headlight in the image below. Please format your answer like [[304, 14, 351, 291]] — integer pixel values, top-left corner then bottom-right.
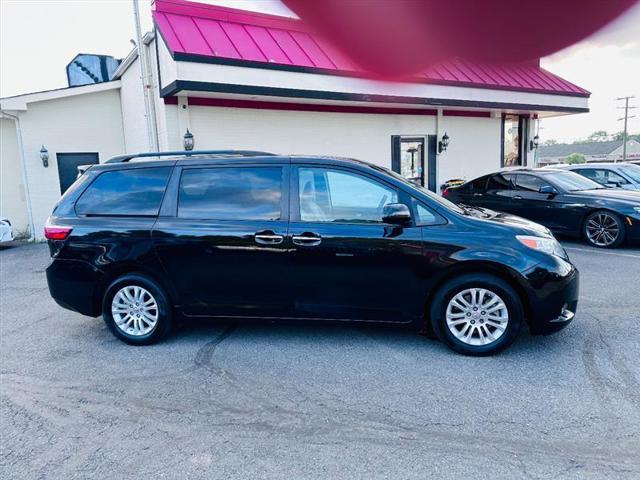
[[633, 207, 640, 215], [516, 235, 567, 258]]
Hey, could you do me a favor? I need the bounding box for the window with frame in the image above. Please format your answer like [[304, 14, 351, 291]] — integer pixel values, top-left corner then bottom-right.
[[487, 173, 514, 190], [502, 114, 529, 167], [576, 169, 629, 185], [514, 174, 551, 192], [298, 167, 398, 223], [75, 167, 172, 216], [178, 167, 282, 220]]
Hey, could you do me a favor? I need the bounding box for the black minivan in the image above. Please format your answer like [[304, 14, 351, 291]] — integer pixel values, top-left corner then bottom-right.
[[45, 151, 579, 355]]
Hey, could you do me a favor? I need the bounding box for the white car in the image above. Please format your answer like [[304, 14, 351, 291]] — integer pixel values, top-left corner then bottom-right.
[[0, 217, 14, 243]]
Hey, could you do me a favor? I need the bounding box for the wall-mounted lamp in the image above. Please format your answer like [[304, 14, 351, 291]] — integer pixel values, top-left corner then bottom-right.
[[40, 145, 49, 167], [529, 134, 539, 151], [183, 129, 194, 151], [438, 132, 450, 154]]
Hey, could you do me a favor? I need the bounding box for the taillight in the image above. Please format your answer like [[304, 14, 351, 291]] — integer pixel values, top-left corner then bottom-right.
[[442, 187, 450, 197], [44, 225, 73, 240]]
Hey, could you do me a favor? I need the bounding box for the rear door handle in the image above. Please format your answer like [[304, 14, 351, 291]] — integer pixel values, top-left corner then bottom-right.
[[255, 232, 284, 245], [513, 195, 523, 200], [473, 193, 483, 197], [292, 234, 322, 246]]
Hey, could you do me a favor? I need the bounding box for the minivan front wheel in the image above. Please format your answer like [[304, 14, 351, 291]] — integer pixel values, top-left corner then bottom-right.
[[430, 274, 523, 356], [102, 274, 173, 345]]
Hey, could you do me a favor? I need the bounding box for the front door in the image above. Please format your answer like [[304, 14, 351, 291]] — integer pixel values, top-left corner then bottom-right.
[[57, 152, 99, 194], [289, 164, 425, 323], [152, 164, 292, 317]]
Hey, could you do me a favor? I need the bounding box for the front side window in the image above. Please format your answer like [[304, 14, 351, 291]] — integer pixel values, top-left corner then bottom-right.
[[178, 167, 282, 220], [622, 164, 640, 183], [298, 167, 398, 223], [514, 174, 550, 192], [75, 167, 172, 216]]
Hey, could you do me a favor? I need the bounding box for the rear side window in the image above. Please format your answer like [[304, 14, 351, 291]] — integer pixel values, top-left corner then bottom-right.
[[487, 174, 514, 190], [178, 167, 282, 220], [75, 167, 171, 216]]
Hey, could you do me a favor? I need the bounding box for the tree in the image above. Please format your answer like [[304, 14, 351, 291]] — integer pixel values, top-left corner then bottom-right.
[[587, 130, 609, 142], [612, 131, 640, 142], [543, 139, 558, 146], [566, 153, 587, 165]]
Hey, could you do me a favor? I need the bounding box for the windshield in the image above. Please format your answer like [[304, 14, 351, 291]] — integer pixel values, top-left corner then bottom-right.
[[370, 164, 466, 214], [548, 171, 604, 191], [622, 164, 640, 183]]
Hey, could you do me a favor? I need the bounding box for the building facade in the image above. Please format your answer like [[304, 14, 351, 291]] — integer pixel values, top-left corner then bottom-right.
[[538, 139, 640, 165], [1, 0, 589, 239]]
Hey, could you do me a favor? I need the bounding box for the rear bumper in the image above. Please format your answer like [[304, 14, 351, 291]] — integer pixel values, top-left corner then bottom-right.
[[46, 258, 104, 317], [523, 259, 579, 335]]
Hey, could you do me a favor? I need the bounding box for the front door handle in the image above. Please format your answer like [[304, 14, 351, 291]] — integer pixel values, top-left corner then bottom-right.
[[513, 195, 523, 200], [473, 193, 484, 197], [255, 232, 284, 245], [292, 234, 322, 247]]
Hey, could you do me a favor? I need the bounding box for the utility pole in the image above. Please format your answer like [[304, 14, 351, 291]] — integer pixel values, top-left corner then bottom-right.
[[616, 96, 636, 163]]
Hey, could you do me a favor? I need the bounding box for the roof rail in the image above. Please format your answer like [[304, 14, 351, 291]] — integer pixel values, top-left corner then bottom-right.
[[105, 150, 276, 164]]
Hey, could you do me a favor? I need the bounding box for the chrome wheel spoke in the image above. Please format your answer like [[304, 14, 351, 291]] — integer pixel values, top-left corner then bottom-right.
[[111, 285, 158, 336], [446, 287, 509, 347]]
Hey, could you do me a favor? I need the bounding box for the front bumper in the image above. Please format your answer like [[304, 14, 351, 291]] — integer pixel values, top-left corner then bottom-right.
[[624, 215, 640, 244], [522, 258, 579, 335]]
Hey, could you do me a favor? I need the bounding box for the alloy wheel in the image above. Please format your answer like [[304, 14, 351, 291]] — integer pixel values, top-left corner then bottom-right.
[[111, 286, 159, 336], [586, 213, 619, 247], [446, 288, 509, 346]]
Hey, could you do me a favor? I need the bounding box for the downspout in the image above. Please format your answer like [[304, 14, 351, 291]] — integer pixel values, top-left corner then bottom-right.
[[132, 0, 158, 152], [1, 111, 36, 241]]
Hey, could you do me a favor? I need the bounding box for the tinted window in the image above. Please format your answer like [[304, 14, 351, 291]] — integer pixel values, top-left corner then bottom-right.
[[576, 168, 629, 185], [178, 167, 282, 220], [514, 174, 550, 192], [469, 176, 488, 191], [299, 168, 398, 223], [76, 167, 171, 216], [487, 174, 514, 190]]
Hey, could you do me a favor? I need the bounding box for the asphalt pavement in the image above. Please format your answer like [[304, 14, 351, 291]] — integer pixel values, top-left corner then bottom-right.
[[1, 241, 639, 479]]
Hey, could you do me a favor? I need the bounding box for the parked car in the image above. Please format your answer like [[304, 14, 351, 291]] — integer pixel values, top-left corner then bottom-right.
[[552, 162, 640, 191], [444, 168, 640, 248], [0, 217, 13, 243], [45, 151, 579, 356]]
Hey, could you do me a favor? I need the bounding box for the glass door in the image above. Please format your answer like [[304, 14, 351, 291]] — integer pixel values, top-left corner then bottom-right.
[[394, 137, 426, 187]]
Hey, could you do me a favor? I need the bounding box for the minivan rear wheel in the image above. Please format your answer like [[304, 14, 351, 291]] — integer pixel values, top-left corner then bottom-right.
[[102, 274, 173, 345], [430, 273, 523, 356]]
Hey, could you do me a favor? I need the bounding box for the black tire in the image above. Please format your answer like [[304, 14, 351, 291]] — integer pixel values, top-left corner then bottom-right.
[[429, 273, 523, 356], [102, 273, 173, 345], [583, 210, 625, 248]]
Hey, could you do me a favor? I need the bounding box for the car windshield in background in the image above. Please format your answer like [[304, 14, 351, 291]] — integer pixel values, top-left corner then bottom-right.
[[548, 171, 604, 191], [622, 164, 640, 183]]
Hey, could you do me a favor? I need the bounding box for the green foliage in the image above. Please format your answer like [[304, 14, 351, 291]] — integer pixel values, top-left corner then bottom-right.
[[565, 153, 587, 165], [586, 130, 608, 142]]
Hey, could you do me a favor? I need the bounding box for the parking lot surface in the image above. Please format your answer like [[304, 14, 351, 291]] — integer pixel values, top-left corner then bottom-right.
[[1, 242, 639, 479]]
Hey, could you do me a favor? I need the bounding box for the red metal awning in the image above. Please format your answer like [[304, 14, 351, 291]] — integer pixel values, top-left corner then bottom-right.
[[153, 0, 590, 98]]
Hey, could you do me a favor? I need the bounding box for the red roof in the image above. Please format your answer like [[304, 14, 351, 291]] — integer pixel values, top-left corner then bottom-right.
[[153, 0, 590, 98]]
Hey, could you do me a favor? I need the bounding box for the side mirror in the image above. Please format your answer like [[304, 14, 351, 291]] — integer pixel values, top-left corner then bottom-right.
[[538, 185, 557, 196], [382, 203, 411, 225]]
